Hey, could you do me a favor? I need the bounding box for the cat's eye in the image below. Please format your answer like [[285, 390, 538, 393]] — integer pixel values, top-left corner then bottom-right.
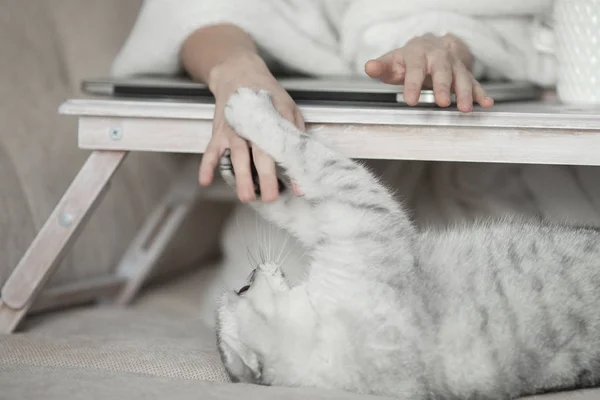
[[237, 285, 250, 295]]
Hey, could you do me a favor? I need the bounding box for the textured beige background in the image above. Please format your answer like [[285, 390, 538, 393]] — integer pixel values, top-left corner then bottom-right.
[[0, 0, 232, 290]]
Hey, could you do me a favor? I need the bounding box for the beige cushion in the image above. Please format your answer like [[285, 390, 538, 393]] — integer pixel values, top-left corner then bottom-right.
[[2, 307, 597, 400], [4, 307, 229, 382], [1, 366, 595, 400], [525, 391, 600, 400], [0, 334, 228, 381], [1, 352, 598, 400], [0, 365, 400, 400], [0, 306, 397, 400], [23, 306, 209, 340]]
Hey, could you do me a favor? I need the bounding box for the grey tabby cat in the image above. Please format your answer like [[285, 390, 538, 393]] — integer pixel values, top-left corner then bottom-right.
[[216, 88, 600, 399]]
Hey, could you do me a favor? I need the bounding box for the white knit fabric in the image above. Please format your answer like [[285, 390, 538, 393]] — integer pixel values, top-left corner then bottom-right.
[[112, 0, 556, 86]]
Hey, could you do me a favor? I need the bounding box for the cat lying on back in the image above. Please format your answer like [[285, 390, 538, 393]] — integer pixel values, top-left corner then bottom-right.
[[215, 88, 600, 399]]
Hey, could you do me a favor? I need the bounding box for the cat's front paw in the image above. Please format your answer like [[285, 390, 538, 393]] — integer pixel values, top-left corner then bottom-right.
[[224, 88, 277, 145]]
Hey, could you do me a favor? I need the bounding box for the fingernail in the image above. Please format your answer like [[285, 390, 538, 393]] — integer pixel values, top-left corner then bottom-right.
[[238, 189, 254, 203], [458, 102, 472, 112], [263, 194, 278, 203], [291, 180, 303, 196]]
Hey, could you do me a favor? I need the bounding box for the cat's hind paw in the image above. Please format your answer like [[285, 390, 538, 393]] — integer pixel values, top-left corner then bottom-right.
[[224, 88, 278, 146]]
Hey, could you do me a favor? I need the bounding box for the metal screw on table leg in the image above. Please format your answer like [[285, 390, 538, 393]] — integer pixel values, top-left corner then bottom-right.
[[109, 127, 123, 141], [58, 212, 74, 227]]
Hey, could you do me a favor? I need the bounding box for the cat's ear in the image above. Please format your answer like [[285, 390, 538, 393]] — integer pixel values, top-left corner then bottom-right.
[[218, 337, 262, 383], [216, 294, 263, 382]]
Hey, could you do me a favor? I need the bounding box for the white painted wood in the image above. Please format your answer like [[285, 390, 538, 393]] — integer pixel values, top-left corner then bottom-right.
[[0, 302, 26, 334], [30, 276, 126, 314], [60, 99, 600, 130], [0, 151, 126, 333], [78, 117, 211, 154], [113, 159, 201, 305], [77, 116, 600, 166]]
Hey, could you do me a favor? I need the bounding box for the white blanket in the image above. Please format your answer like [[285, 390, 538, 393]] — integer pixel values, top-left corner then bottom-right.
[[112, 0, 600, 232], [112, 0, 557, 85]]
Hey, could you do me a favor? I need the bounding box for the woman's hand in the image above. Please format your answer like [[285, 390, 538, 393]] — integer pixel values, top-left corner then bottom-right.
[[199, 52, 304, 203], [365, 33, 494, 112]]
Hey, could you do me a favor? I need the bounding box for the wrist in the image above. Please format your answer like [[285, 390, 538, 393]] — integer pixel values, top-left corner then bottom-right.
[[208, 51, 268, 93]]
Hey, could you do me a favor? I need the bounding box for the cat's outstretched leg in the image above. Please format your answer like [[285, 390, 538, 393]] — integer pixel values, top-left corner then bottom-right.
[[224, 89, 416, 287], [224, 89, 394, 208]]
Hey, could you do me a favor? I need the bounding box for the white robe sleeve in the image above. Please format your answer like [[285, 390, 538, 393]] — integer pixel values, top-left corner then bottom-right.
[[340, 0, 557, 86], [111, 0, 350, 78], [113, 0, 556, 86]]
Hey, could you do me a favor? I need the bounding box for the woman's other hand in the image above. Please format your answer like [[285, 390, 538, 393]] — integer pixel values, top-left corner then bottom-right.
[[365, 33, 494, 112]]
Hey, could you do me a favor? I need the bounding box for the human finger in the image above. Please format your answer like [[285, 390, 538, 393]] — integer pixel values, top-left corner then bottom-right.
[[365, 52, 405, 84], [252, 146, 279, 203], [429, 52, 453, 107], [198, 139, 223, 187], [294, 107, 305, 131], [452, 62, 474, 112], [365, 58, 390, 80], [402, 52, 427, 106], [229, 135, 256, 202], [473, 80, 494, 108]]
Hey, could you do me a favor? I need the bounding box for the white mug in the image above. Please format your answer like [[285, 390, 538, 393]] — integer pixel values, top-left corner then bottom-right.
[[554, 0, 600, 105]]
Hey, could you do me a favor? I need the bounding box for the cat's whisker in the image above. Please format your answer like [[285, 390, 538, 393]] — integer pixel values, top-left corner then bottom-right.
[[236, 210, 258, 271], [275, 230, 291, 264], [264, 216, 271, 262], [263, 216, 273, 262], [268, 219, 275, 262], [278, 243, 303, 268], [264, 215, 270, 261], [254, 211, 267, 264], [298, 247, 309, 260], [246, 245, 259, 269], [257, 243, 266, 265]]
